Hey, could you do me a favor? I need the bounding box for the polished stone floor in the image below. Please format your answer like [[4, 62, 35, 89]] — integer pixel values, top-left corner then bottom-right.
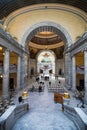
[[12, 79, 78, 130]]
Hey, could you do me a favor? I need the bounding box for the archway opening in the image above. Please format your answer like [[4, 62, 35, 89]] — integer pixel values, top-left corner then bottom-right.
[[24, 22, 72, 88], [37, 50, 56, 79], [27, 28, 65, 79]]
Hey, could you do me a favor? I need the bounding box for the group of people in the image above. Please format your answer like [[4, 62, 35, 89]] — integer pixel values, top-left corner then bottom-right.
[[32, 83, 43, 92]]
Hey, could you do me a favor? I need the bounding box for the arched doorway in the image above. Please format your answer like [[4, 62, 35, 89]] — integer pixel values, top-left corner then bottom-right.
[[22, 21, 72, 88], [37, 50, 56, 79]]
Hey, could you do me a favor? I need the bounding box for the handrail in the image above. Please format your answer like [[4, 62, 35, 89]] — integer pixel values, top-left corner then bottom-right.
[[64, 104, 87, 130]]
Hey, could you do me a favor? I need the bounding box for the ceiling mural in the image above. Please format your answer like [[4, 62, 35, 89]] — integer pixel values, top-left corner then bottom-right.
[[31, 35, 62, 45], [29, 30, 64, 59]]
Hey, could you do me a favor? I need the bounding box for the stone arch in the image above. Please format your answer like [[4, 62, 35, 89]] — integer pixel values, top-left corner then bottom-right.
[[21, 21, 73, 48], [36, 49, 56, 60], [21, 21, 73, 89], [36, 50, 56, 76]]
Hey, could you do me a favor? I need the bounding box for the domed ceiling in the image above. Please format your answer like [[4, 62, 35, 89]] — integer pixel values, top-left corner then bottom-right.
[[31, 32, 62, 45], [0, 0, 87, 59], [29, 31, 64, 59], [0, 0, 87, 19]]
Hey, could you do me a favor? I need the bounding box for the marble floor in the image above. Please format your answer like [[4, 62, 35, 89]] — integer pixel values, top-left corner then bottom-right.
[[12, 79, 78, 130]]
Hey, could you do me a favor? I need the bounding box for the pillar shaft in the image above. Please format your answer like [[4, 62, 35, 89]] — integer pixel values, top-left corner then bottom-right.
[[17, 56, 21, 90], [65, 53, 72, 89], [72, 56, 76, 91], [3, 49, 10, 99], [20, 53, 28, 89]]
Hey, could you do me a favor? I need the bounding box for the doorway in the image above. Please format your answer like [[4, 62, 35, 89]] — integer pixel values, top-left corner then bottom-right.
[[37, 50, 55, 78]]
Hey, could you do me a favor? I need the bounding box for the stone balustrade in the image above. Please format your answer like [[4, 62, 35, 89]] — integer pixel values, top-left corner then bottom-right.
[[0, 103, 29, 130], [64, 104, 87, 130]]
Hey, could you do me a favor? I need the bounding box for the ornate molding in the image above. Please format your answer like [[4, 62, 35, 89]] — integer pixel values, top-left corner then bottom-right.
[[0, 27, 28, 55], [67, 32, 87, 56], [21, 21, 72, 48]]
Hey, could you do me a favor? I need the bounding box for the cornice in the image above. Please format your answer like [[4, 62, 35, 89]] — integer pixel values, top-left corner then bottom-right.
[[70, 32, 87, 51], [65, 32, 87, 56], [0, 28, 28, 55]]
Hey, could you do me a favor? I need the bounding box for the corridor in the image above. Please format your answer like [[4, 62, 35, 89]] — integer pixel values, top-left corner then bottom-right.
[[12, 79, 77, 130]]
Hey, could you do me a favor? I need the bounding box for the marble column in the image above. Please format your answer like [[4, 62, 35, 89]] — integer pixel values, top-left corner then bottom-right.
[[20, 53, 28, 89], [24, 54, 28, 86], [64, 53, 72, 89], [84, 50, 87, 104], [55, 59, 57, 76], [20, 54, 25, 89], [2, 49, 10, 99], [28, 54, 31, 78], [17, 56, 21, 90], [72, 56, 76, 91], [27, 54, 30, 78]]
